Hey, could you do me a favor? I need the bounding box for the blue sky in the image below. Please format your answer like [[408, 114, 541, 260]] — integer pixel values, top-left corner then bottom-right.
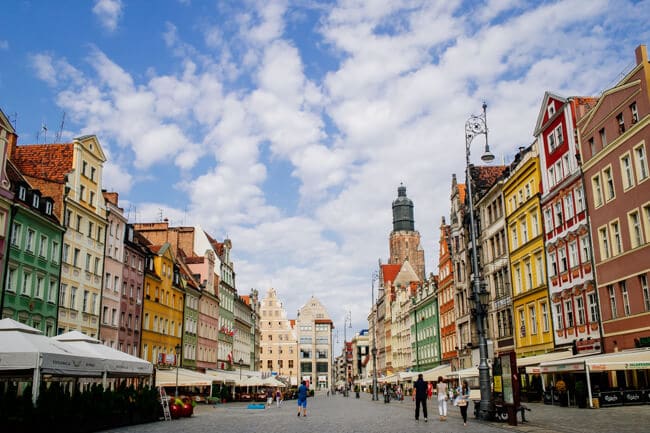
[[1, 0, 649, 341]]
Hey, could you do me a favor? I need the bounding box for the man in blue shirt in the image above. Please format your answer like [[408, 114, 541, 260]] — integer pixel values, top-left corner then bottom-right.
[[297, 380, 308, 417]]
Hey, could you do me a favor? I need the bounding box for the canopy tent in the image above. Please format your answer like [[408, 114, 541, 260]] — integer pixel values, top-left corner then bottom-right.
[[422, 364, 452, 382], [262, 376, 286, 387], [0, 319, 104, 404], [239, 375, 266, 387], [382, 371, 416, 383], [155, 367, 215, 387], [446, 366, 479, 379], [206, 369, 238, 384], [53, 331, 152, 377], [518, 349, 574, 374], [537, 348, 650, 408]]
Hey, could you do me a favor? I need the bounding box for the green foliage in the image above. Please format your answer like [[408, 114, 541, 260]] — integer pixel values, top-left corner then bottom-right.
[[0, 380, 160, 433]]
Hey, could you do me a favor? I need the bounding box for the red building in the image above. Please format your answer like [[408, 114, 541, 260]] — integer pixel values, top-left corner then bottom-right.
[[578, 45, 650, 353], [535, 92, 602, 355], [438, 217, 458, 365]]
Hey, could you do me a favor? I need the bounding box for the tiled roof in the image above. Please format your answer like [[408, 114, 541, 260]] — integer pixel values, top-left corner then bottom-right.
[[150, 245, 162, 254], [12, 143, 73, 183], [381, 264, 401, 285], [394, 261, 420, 286], [184, 256, 204, 264], [470, 165, 508, 200], [458, 183, 466, 204]]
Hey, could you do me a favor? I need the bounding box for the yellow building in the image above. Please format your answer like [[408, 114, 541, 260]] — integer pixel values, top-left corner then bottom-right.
[[139, 242, 184, 364], [504, 142, 554, 356]]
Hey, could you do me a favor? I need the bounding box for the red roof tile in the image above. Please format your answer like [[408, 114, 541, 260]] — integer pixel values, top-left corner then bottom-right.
[[12, 143, 74, 183], [381, 264, 401, 285]]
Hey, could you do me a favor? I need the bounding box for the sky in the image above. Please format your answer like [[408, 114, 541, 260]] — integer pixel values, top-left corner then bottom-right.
[[1, 0, 649, 347]]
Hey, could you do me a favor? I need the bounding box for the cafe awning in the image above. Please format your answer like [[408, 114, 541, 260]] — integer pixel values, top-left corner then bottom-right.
[[156, 367, 215, 387], [422, 364, 452, 382], [446, 366, 479, 379], [538, 348, 650, 373], [519, 349, 574, 374]]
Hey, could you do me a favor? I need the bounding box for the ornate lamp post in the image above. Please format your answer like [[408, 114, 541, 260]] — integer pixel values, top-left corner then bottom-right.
[[465, 102, 494, 419], [371, 270, 379, 401], [411, 295, 420, 372], [343, 310, 351, 397], [251, 310, 256, 371], [175, 343, 182, 397]]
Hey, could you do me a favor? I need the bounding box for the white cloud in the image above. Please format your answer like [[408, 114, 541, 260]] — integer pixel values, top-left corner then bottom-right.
[[93, 0, 123, 32], [29, 53, 58, 86], [27, 0, 648, 332]]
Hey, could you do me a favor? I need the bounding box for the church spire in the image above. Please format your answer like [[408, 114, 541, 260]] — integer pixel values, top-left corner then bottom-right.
[[392, 183, 415, 232]]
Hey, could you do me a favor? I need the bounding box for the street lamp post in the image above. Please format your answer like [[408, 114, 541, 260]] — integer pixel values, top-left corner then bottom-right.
[[371, 271, 379, 401], [411, 295, 420, 372], [251, 310, 256, 372], [343, 311, 351, 397], [464, 102, 495, 419], [175, 343, 182, 397], [239, 357, 244, 381]]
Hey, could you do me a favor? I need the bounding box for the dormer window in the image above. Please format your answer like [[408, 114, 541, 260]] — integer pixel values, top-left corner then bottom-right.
[[547, 102, 555, 117], [18, 185, 27, 201], [32, 194, 40, 209], [45, 201, 52, 215]]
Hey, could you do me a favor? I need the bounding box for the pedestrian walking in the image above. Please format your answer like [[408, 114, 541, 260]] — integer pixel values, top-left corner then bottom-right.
[[436, 376, 448, 421], [275, 388, 282, 407], [427, 381, 433, 400], [266, 388, 273, 408], [456, 380, 470, 426], [413, 373, 428, 422], [297, 380, 308, 417]]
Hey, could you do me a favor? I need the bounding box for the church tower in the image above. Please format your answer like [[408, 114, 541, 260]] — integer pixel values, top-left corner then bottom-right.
[[388, 184, 425, 281]]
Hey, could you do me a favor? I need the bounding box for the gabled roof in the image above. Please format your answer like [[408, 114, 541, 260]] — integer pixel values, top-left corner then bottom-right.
[[394, 260, 420, 286], [381, 264, 401, 285], [533, 91, 568, 136], [12, 143, 73, 183], [0, 108, 15, 134]]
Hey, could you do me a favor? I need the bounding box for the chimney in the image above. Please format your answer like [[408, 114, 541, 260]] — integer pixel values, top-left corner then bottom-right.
[[635, 44, 647, 65]]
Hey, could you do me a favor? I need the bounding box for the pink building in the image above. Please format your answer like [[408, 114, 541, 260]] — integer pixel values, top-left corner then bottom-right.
[[121, 223, 146, 356]]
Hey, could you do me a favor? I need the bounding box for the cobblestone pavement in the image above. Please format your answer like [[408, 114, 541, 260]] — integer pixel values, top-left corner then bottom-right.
[[103, 392, 650, 433]]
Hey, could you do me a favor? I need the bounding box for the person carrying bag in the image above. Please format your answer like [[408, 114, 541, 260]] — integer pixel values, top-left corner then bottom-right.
[[456, 380, 470, 426]]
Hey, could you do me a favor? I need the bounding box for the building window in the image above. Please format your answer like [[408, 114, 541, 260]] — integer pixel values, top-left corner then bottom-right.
[[569, 241, 578, 268], [603, 166, 615, 201], [580, 235, 591, 263], [79, 184, 85, 201], [634, 144, 649, 181], [598, 226, 610, 260], [588, 138, 596, 157], [26, 229, 35, 252], [521, 218, 528, 243], [10, 222, 21, 247], [576, 297, 585, 325], [559, 248, 568, 273], [599, 128, 607, 147], [565, 300, 574, 327], [588, 293, 598, 323], [575, 187, 584, 212], [519, 309, 526, 337], [616, 112, 625, 134], [630, 102, 639, 123], [525, 260, 533, 290], [70, 287, 77, 310], [549, 253, 557, 277], [555, 124, 564, 146], [554, 304, 563, 330], [541, 302, 549, 332], [610, 220, 622, 256], [531, 213, 539, 237], [621, 153, 635, 190], [641, 275, 650, 311], [629, 210, 643, 248], [608, 285, 617, 319], [564, 193, 573, 220], [620, 281, 631, 316], [554, 202, 563, 227], [548, 131, 556, 152], [511, 226, 518, 250], [544, 208, 553, 232]]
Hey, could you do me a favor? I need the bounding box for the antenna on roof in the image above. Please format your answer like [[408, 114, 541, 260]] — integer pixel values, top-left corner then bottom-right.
[[158, 208, 164, 222], [55, 112, 66, 142], [10, 112, 17, 130], [36, 121, 48, 143]]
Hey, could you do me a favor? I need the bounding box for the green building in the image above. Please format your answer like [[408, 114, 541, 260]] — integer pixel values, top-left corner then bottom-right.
[[411, 275, 441, 371], [1, 161, 64, 335]]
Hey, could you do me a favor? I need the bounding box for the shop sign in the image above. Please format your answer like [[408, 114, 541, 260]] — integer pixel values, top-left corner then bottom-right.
[[576, 338, 601, 354]]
